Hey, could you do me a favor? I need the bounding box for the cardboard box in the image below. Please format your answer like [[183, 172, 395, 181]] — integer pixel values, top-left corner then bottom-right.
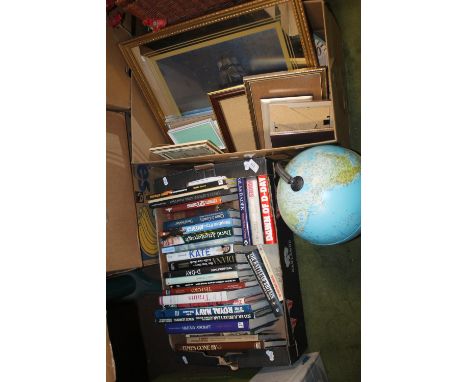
[[106, 111, 142, 273], [106, 325, 116, 382]]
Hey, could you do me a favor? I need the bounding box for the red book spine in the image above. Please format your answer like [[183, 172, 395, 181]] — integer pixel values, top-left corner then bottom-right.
[[162, 196, 223, 213], [166, 298, 244, 308], [175, 341, 263, 352], [165, 281, 249, 295], [257, 175, 278, 244]]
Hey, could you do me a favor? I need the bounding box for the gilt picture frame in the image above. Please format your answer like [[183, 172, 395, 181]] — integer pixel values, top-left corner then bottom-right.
[[119, 0, 319, 142]]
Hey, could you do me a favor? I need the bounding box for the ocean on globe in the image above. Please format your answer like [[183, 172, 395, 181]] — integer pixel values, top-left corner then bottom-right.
[[277, 145, 361, 245]]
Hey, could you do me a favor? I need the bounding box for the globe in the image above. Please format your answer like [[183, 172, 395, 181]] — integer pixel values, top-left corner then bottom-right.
[[277, 145, 361, 245]]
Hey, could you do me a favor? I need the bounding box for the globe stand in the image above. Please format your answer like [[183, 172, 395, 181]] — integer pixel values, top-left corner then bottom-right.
[[275, 162, 304, 192]]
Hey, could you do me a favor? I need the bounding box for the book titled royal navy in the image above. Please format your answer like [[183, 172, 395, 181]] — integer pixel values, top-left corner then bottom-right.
[[237, 178, 252, 245], [155, 304, 254, 320], [163, 209, 240, 231], [149, 187, 237, 208], [160, 227, 243, 248], [246, 250, 283, 317], [163, 263, 251, 279], [160, 194, 239, 213], [257, 175, 278, 244], [168, 253, 247, 271]]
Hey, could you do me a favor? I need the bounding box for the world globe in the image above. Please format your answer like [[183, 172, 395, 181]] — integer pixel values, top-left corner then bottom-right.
[[277, 145, 361, 245]]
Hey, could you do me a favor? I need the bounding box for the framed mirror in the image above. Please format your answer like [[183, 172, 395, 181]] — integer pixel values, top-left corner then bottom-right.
[[120, 0, 319, 144]]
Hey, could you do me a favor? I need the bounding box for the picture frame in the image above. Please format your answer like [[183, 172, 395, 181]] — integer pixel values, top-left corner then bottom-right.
[[119, 0, 319, 142], [167, 119, 226, 149], [243, 67, 329, 149], [208, 85, 256, 152]]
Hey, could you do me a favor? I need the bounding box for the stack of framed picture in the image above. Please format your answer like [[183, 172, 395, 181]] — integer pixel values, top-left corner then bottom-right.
[[120, 0, 350, 158]]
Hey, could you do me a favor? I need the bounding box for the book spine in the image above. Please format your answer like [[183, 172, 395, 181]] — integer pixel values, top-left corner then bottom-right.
[[149, 188, 234, 208], [168, 253, 246, 271], [165, 297, 246, 309], [154, 304, 253, 319], [172, 217, 242, 235], [159, 285, 261, 305], [165, 280, 251, 295], [175, 341, 262, 352], [163, 210, 239, 231], [257, 245, 283, 302], [245, 251, 283, 317], [165, 320, 250, 334], [156, 313, 254, 323], [169, 278, 241, 289], [160, 227, 242, 248], [161, 235, 243, 254], [257, 175, 278, 244], [165, 244, 234, 261], [164, 271, 240, 286], [147, 179, 227, 201], [159, 194, 239, 213], [186, 334, 259, 344], [245, 177, 264, 245], [163, 264, 241, 279], [237, 178, 252, 245]]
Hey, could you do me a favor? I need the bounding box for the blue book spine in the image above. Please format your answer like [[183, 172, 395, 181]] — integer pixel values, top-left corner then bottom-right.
[[155, 304, 253, 319], [163, 209, 239, 231], [161, 236, 243, 254], [175, 217, 241, 235], [165, 319, 250, 334], [237, 178, 252, 245]]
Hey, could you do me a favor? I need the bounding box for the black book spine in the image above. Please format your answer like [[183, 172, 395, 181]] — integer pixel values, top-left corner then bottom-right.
[[169, 278, 240, 289], [147, 179, 227, 201], [169, 253, 240, 271], [149, 188, 236, 208], [245, 250, 283, 317], [163, 264, 240, 279]]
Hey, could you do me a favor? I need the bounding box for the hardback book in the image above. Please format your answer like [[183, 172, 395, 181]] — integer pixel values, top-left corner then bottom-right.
[[257, 175, 277, 244], [160, 227, 243, 248], [164, 243, 236, 261], [164, 293, 263, 309], [164, 269, 254, 287], [164, 280, 257, 295], [184, 332, 283, 343], [163, 263, 251, 279], [245, 250, 283, 317], [162, 209, 240, 231], [146, 178, 229, 201], [245, 177, 264, 245], [159, 285, 262, 306], [168, 253, 247, 271], [158, 194, 239, 213], [148, 187, 237, 208], [165, 217, 242, 235], [237, 178, 252, 245], [156, 312, 255, 324], [164, 312, 277, 334], [175, 340, 287, 352], [257, 245, 283, 302], [161, 235, 243, 254], [168, 277, 252, 289]]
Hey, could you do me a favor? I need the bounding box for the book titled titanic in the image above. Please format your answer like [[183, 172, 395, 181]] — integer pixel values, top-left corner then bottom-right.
[[245, 250, 283, 317]]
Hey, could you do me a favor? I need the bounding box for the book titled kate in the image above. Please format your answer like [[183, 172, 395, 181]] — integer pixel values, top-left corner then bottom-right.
[[246, 250, 283, 317], [161, 237, 243, 255], [160, 227, 243, 248], [237, 178, 252, 245]]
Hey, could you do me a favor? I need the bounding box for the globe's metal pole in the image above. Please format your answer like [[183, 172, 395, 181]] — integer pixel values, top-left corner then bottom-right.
[[275, 162, 304, 192]]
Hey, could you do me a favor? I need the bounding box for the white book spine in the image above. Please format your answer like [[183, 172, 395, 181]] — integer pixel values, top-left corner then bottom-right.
[[165, 271, 238, 286], [257, 245, 284, 301], [245, 177, 264, 245], [165, 244, 235, 262]]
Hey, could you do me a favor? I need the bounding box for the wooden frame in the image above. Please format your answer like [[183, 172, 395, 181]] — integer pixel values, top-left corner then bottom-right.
[[243, 67, 329, 149], [120, 0, 319, 142], [208, 85, 256, 152]]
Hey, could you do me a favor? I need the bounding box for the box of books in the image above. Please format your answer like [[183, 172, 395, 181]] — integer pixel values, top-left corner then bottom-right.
[[133, 158, 307, 369]]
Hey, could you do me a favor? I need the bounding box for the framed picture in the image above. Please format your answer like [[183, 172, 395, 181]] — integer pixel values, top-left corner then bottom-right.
[[208, 85, 256, 152], [167, 119, 226, 149], [243, 67, 329, 149], [120, 0, 319, 142]]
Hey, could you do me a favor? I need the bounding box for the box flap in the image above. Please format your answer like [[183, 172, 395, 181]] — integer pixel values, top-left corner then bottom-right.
[[107, 111, 142, 272]]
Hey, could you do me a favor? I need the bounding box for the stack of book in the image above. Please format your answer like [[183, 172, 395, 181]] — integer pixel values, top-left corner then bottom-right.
[[149, 174, 287, 354]]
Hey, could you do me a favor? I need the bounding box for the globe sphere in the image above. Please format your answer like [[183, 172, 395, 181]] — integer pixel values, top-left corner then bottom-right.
[[277, 145, 361, 245]]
